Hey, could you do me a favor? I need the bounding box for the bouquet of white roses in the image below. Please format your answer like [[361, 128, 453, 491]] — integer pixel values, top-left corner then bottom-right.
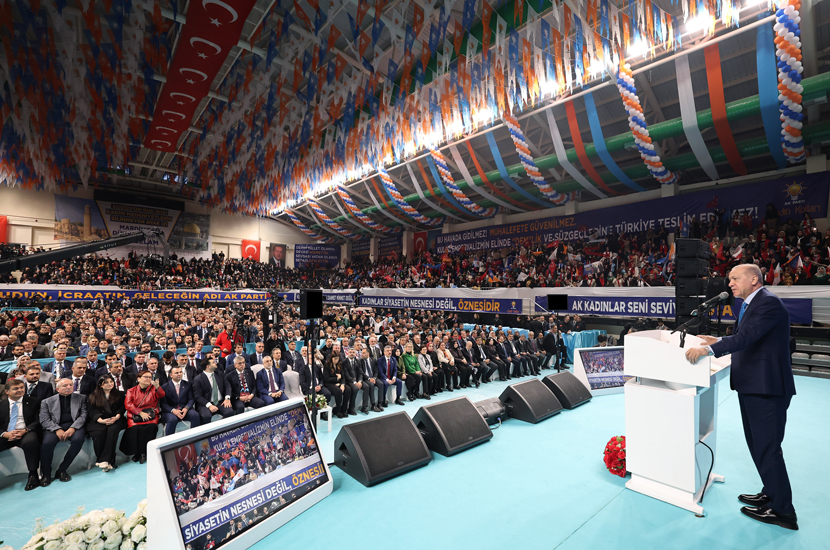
[[304, 393, 328, 411], [8, 499, 148, 550]]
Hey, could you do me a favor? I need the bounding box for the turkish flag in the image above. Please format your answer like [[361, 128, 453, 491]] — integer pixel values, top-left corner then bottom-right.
[[414, 231, 427, 254], [242, 240, 261, 261]]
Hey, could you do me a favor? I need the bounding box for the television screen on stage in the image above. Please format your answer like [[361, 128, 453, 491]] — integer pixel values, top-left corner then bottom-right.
[[578, 347, 632, 390], [150, 401, 330, 550]]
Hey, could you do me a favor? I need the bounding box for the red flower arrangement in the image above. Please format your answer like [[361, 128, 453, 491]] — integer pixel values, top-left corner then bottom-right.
[[604, 435, 627, 477]]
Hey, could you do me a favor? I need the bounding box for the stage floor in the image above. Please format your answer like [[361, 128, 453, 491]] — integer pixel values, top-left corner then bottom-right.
[[1, 372, 828, 550]]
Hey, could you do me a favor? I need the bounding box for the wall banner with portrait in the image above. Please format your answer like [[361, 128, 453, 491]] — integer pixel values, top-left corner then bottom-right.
[[270, 243, 287, 267]]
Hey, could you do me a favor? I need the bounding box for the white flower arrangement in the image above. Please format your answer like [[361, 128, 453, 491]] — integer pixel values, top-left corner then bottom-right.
[[12, 500, 147, 550]]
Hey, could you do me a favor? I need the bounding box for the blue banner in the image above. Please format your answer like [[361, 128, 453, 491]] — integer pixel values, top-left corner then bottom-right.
[[533, 295, 812, 323], [275, 290, 354, 304], [0, 287, 268, 303], [352, 239, 370, 261], [360, 295, 522, 314], [435, 173, 830, 252], [378, 235, 402, 259], [294, 244, 341, 268]]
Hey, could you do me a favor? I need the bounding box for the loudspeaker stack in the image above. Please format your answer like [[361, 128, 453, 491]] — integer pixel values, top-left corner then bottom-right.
[[674, 239, 710, 334]]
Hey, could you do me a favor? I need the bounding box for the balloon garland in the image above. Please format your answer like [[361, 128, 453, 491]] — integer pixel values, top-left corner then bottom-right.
[[335, 186, 403, 233], [308, 199, 364, 239], [428, 147, 503, 218], [615, 63, 679, 185], [284, 209, 338, 243], [774, 0, 806, 163], [503, 111, 572, 205], [376, 165, 446, 227]]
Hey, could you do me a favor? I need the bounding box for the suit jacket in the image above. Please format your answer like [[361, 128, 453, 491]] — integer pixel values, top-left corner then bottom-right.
[[497, 342, 513, 362], [69, 375, 96, 396], [0, 395, 40, 433], [710, 288, 796, 396], [376, 355, 398, 381], [284, 349, 302, 369], [0, 346, 13, 360], [355, 357, 378, 382], [43, 360, 71, 380], [146, 368, 169, 387], [256, 367, 285, 398], [342, 358, 358, 384], [192, 371, 230, 408], [226, 368, 258, 400], [39, 393, 88, 432], [159, 380, 196, 412], [22, 380, 54, 401], [298, 361, 325, 395], [93, 368, 137, 391], [543, 332, 562, 355], [248, 352, 268, 367], [224, 352, 250, 372]]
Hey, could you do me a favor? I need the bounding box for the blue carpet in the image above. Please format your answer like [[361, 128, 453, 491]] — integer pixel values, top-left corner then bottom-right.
[[1, 374, 827, 550]]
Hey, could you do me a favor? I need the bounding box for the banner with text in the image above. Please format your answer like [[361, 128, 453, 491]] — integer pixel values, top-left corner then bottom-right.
[[294, 244, 341, 268], [378, 235, 403, 259], [351, 239, 370, 262], [0, 285, 268, 303], [533, 295, 811, 323], [360, 294, 522, 314], [54, 195, 211, 259], [435, 174, 829, 252]]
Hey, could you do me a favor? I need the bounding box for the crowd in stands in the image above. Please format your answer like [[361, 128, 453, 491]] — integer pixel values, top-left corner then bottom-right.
[[3, 208, 829, 291], [1, 298, 574, 493]]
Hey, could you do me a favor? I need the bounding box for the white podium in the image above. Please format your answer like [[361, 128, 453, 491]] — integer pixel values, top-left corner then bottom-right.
[[623, 330, 731, 515]]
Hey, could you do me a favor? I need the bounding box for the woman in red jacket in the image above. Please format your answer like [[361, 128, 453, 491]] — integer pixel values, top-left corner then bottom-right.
[[122, 369, 165, 464]]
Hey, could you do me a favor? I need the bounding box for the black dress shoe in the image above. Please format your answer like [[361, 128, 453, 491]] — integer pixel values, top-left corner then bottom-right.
[[57, 471, 72, 483], [337, 412, 347, 419], [139, 454, 147, 464], [475, 382, 481, 388], [25, 473, 39, 491], [423, 394, 431, 400], [381, 401, 388, 408], [347, 409, 357, 416], [109, 463, 118, 471], [40, 474, 52, 487], [132, 455, 140, 463], [372, 405, 383, 412], [741, 505, 798, 530], [360, 407, 369, 415], [739, 493, 770, 506], [447, 388, 454, 392], [395, 398, 405, 405]]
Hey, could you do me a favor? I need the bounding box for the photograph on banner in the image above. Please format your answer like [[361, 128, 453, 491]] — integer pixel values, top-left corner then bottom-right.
[[162, 405, 328, 548], [294, 244, 340, 268], [54, 196, 108, 241], [352, 239, 370, 262], [378, 235, 402, 260], [579, 348, 631, 390], [270, 244, 287, 267], [168, 213, 211, 253], [435, 174, 830, 253]]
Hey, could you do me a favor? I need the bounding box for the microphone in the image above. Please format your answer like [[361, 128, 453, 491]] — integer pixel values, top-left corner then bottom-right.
[[690, 292, 730, 316]]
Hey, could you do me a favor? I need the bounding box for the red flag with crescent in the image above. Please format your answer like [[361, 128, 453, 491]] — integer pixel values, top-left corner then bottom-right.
[[242, 239, 261, 260]]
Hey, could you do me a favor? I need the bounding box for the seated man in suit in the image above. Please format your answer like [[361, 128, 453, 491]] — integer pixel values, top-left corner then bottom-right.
[[43, 345, 69, 385], [227, 356, 265, 413], [298, 346, 332, 402], [255, 356, 288, 405], [39, 378, 88, 485], [94, 354, 136, 393], [20, 362, 54, 401], [176, 353, 200, 383], [144, 356, 168, 387], [225, 343, 251, 373], [356, 348, 383, 414], [1, 378, 42, 491], [159, 366, 201, 436], [271, 348, 287, 372], [84, 349, 106, 374], [284, 340, 302, 370], [68, 358, 96, 396], [0, 334, 13, 360], [248, 341, 267, 368], [377, 345, 404, 406], [192, 357, 235, 424], [114, 345, 135, 374]]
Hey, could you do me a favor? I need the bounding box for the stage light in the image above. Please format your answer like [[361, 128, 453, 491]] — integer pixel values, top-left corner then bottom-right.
[[684, 12, 712, 34], [627, 38, 649, 58]]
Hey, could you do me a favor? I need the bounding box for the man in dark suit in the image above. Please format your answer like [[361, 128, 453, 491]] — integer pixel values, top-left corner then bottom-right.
[[159, 366, 201, 436], [44, 346, 70, 384], [298, 347, 332, 401], [543, 326, 564, 370], [145, 356, 169, 386], [356, 348, 382, 413], [248, 341, 267, 367], [1, 378, 42, 490], [39, 378, 88, 485], [686, 264, 797, 530], [227, 356, 265, 413], [174, 353, 200, 384], [0, 334, 13, 360], [94, 356, 136, 393], [192, 357, 235, 424], [225, 343, 251, 373], [256, 356, 287, 405], [68, 359, 96, 396], [341, 348, 360, 416], [21, 363, 54, 401], [284, 340, 303, 370], [84, 349, 106, 374], [496, 335, 519, 379]]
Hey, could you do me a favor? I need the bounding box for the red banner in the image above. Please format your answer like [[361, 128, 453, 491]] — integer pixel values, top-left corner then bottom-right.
[[414, 231, 427, 254], [143, 0, 259, 152], [0, 215, 7, 244], [241, 239, 261, 260]]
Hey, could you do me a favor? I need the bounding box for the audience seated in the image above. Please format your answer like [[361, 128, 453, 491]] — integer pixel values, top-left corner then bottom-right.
[[85, 374, 127, 472], [123, 369, 164, 464], [159, 366, 201, 436], [256, 356, 287, 405], [1, 378, 42, 490], [39, 378, 88, 485]]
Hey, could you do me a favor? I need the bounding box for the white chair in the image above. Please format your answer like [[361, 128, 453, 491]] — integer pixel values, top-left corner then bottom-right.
[[283, 370, 303, 399], [251, 364, 264, 377]]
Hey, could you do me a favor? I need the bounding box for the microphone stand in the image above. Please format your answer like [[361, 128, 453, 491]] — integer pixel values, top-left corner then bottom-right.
[[671, 315, 703, 349]]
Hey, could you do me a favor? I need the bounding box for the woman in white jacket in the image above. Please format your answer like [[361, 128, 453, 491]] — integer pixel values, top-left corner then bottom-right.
[[417, 345, 437, 398]]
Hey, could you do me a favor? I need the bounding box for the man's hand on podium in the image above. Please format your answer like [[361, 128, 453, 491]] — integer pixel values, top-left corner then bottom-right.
[[685, 347, 709, 364], [697, 335, 718, 346]]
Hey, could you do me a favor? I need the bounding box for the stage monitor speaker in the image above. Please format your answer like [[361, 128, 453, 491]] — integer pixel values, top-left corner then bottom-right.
[[675, 277, 706, 297], [675, 239, 710, 259], [412, 396, 493, 457], [676, 258, 709, 278], [676, 296, 705, 317], [300, 289, 323, 319], [546, 294, 568, 311], [499, 379, 562, 424], [542, 372, 592, 409], [473, 398, 506, 426], [333, 412, 432, 487]]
